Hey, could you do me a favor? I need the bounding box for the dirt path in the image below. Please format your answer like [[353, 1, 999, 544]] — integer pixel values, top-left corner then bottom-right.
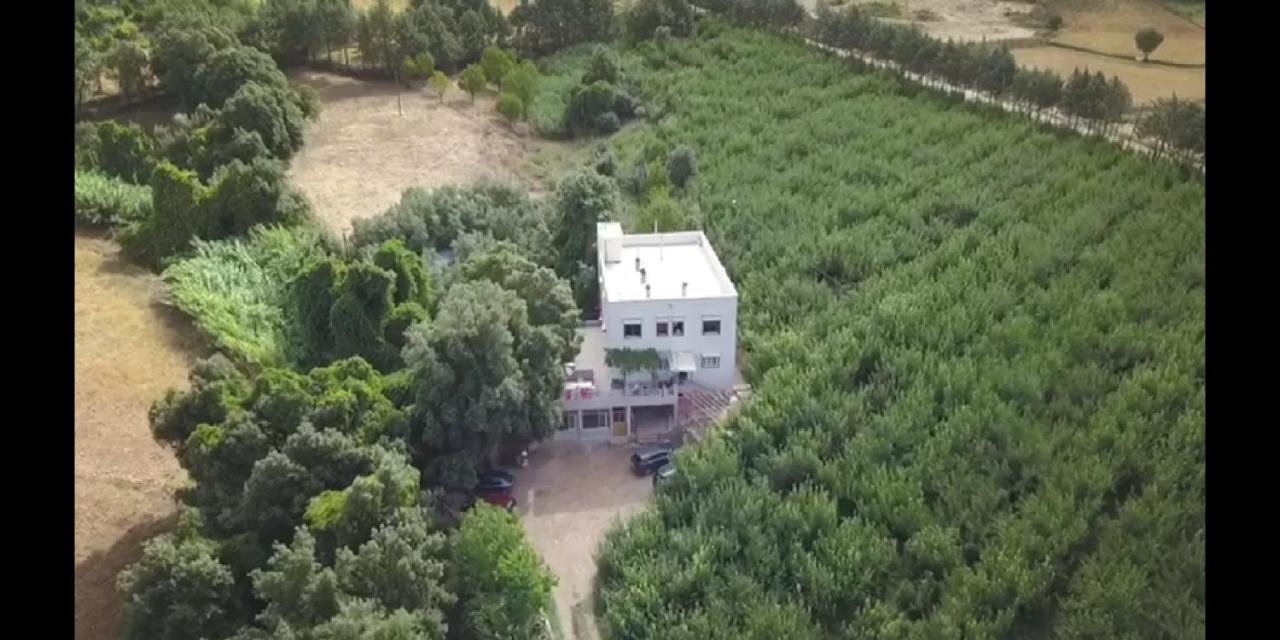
[[75, 232, 202, 640], [512, 442, 654, 640], [287, 71, 546, 238]]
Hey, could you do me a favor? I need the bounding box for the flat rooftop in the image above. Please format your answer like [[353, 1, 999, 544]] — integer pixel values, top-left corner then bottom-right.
[[599, 226, 737, 302]]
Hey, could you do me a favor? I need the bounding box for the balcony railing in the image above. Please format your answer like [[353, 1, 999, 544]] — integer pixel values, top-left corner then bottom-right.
[[562, 380, 677, 403]]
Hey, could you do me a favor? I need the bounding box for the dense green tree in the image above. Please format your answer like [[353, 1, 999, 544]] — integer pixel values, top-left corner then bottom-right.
[[455, 243, 581, 361], [334, 509, 455, 634], [318, 0, 356, 62], [582, 46, 623, 85], [550, 169, 618, 314], [1137, 96, 1205, 161], [623, 0, 696, 42], [350, 181, 552, 263], [93, 120, 157, 183], [451, 504, 556, 640], [429, 70, 451, 101], [667, 145, 698, 189], [976, 45, 1016, 95], [501, 60, 540, 105], [401, 51, 435, 84], [107, 38, 150, 102], [459, 64, 487, 102], [509, 0, 616, 55], [259, 0, 327, 63], [116, 528, 243, 640], [191, 45, 291, 109], [75, 30, 99, 110], [1135, 27, 1165, 62], [497, 92, 525, 121], [251, 528, 342, 631], [217, 81, 312, 159], [403, 280, 567, 476], [150, 22, 238, 104], [480, 45, 516, 87]]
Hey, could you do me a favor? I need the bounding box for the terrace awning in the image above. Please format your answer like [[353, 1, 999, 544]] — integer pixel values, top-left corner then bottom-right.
[[673, 351, 698, 373]]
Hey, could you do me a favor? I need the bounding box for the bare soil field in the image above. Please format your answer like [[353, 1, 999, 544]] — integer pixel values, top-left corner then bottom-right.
[[287, 70, 550, 237], [1047, 0, 1205, 64], [1012, 45, 1203, 103], [75, 232, 201, 640]]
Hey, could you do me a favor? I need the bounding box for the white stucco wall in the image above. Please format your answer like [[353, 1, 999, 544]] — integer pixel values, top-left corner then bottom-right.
[[601, 295, 738, 389]]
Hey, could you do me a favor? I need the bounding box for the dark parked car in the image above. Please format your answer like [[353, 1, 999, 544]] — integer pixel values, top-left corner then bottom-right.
[[653, 462, 676, 486], [631, 448, 673, 476], [479, 469, 515, 486], [474, 474, 515, 494]]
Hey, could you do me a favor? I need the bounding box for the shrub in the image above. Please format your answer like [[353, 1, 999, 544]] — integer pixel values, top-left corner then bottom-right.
[[594, 148, 617, 176], [594, 110, 621, 133], [497, 92, 525, 122], [119, 158, 312, 268], [162, 225, 332, 367], [565, 81, 624, 135], [94, 121, 157, 184], [75, 170, 154, 227], [667, 145, 699, 188], [582, 46, 623, 85]]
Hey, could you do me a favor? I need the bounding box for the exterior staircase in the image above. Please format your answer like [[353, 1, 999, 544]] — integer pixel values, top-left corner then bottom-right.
[[676, 385, 742, 443]]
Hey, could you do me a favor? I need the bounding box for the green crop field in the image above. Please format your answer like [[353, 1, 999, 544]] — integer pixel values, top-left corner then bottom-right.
[[595, 22, 1205, 638]]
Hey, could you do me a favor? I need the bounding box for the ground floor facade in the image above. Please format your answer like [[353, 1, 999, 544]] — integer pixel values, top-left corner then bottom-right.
[[554, 404, 676, 444]]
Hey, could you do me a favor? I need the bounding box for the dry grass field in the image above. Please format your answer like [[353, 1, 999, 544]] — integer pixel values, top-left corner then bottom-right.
[[1048, 0, 1205, 64], [1012, 45, 1204, 103], [1010, 0, 1205, 104], [75, 232, 202, 640], [817, 0, 1204, 104], [287, 70, 551, 237]]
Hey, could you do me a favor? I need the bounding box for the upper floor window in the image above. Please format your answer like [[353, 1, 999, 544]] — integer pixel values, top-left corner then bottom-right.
[[623, 321, 642, 339], [701, 354, 721, 369], [702, 317, 721, 336], [672, 319, 685, 336], [656, 321, 669, 337]]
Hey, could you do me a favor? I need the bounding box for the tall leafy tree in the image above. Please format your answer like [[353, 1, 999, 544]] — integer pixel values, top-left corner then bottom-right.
[[403, 280, 567, 477], [1134, 27, 1165, 62], [116, 526, 244, 640], [451, 504, 556, 640], [510, 0, 616, 55], [107, 38, 150, 102], [459, 64, 487, 102], [550, 169, 619, 315]]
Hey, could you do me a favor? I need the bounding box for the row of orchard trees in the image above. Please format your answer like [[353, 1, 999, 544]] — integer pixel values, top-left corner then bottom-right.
[[687, 0, 1204, 163], [808, 6, 1133, 133], [590, 23, 1204, 639]]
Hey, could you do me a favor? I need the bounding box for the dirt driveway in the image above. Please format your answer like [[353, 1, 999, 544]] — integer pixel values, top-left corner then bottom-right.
[[512, 442, 655, 640]]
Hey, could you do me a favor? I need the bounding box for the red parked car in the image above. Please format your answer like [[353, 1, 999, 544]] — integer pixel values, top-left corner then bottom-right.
[[481, 491, 517, 511]]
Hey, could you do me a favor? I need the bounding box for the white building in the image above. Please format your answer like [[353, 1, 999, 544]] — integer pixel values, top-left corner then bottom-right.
[[556, 222, 739, 443]]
